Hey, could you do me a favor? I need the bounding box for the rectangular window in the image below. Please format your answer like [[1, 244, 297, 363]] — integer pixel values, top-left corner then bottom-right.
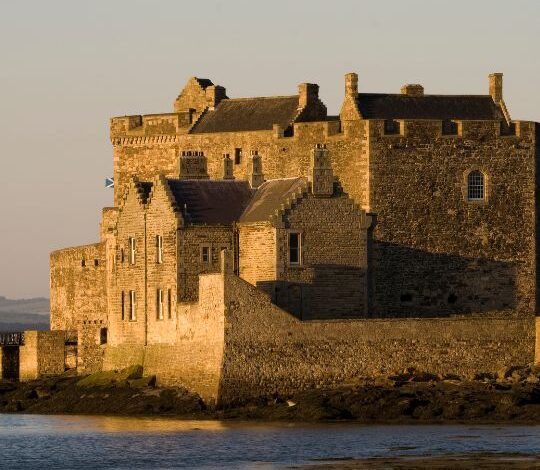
[[129, 290, 136, 321], [99, 327, 108, 345], [201, 246, 211, 265], [167, 289, 172, 320], [289, 232, 301, 265], [121, 291, 125, 320], [234, 148, 242, 165], [120, 248, 125, 263], [156, 235, 163, 264], [156, 289, 163, 320], [129, 237, 136, 264]]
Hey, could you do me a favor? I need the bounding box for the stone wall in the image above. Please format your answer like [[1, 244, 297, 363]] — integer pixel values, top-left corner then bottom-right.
[[19, 331, 65, 381], [104, 274, 226, 403], [274, 191, 371, 319], [238, 223, 277, 286], [50, 243, 107, 331], [219, 274, 536, 403], [368, 120, 537, 318]]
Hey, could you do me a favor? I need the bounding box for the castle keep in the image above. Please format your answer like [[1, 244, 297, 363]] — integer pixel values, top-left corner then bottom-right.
[[3, 72, 539, 404]]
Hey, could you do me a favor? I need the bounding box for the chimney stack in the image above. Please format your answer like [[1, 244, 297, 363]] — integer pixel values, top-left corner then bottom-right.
[[400, 84, 424, 96], [248, 150, 264, 189], [179, 151, 209, 179], [205, 85, 227, 110], [345, 73, 358, 97], [310, 144, 334, 197], [489, 73, 503, 103], [222, 153, 234, 180], [298, 83, 319, 108]]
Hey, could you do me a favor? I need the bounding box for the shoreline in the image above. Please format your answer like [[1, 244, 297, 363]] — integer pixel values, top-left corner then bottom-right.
[[1, 368, 540, 424]]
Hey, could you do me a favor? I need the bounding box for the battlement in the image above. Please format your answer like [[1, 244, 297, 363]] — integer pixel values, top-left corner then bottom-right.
[[110, 112, 195, 141], [369, 118, 534, 141]]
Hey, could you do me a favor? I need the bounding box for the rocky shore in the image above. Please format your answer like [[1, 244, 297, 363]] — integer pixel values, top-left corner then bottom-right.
[[1, 365, 540, 423]]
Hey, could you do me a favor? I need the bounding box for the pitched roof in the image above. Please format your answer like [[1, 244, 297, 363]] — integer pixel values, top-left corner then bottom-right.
[[240, 177, 307, 223], [190, 96, 300, 133], [356, 93, 505, 120], [166, 179, 253, 225]]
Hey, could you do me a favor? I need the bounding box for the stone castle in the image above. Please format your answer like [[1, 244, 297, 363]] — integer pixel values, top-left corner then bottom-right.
[[2, 72, 539, 404]]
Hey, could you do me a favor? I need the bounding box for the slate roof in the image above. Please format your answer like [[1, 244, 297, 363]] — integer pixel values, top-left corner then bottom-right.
[[240, 177, 307, 223], [356, 93, 505, 121], [167, 179, 253, 225], [190, 96, 300, 134]]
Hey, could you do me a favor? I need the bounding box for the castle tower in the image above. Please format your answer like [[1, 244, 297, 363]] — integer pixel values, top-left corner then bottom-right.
[[222, 153, 234, 180], [309, 144, 334, 197], [248, 150, 264, 189], [179, 151, 209, 179]]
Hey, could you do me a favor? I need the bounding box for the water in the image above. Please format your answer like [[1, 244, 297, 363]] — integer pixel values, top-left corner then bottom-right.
[[0, 415, 538, 469]]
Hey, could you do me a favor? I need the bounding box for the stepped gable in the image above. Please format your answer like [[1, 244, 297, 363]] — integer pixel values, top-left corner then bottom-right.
[[356, 93, 505, 120], [190, 95, 300, 133], [240, 177, 308, 223], [166, 179, 252, 225]]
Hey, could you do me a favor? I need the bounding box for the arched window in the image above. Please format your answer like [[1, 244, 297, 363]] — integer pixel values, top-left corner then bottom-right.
[[467, 171, 484, 201]]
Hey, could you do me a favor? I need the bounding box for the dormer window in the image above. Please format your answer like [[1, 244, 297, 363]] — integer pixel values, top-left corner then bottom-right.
[[467, 171, 485, 201]]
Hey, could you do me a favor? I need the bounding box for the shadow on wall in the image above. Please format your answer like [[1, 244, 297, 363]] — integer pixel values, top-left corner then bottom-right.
[[258, 264, 368, 320], [256, 243, 517, 320], [371, 241, 517, 318]]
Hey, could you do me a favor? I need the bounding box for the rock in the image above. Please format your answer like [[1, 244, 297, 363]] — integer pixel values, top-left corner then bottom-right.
[[411, 371, 440, 382], [525, 375, 540, 384], [76, 365, 144, 387], [35, 388, 51, 399], [0, 382, 17, 394], [128, 375, 156, 388], [286, 399, 296, 407], [474, 372, 496, 382], [24, 389, 38, 399], [442, 373, 462, 381]]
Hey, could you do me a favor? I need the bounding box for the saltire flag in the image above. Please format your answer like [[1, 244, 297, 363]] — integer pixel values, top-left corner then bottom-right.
[[105, 177, 114, 188]]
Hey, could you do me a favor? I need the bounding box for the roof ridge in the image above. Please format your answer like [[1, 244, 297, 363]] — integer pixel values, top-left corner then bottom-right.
[[220, 95, 298, 102], [358, 92, 493, 98]]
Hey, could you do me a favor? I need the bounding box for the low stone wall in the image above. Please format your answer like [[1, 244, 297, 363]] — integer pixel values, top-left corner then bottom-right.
[[19, 331, 65, 381], [219, 274, 536, 403], [99, 273, 537, 404]]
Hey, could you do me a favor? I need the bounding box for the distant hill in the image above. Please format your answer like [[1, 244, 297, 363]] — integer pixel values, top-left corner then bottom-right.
[[0, 296, 50, 332]]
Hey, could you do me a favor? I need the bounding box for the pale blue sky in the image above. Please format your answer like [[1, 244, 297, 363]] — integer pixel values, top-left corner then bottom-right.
[[0, 0, 539, 298]]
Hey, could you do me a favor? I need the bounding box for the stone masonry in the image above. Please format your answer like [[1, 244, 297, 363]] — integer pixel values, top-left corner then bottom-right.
[[46, 71, 540, 402]]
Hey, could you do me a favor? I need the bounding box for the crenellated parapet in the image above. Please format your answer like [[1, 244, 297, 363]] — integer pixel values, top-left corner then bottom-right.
[[110, 113, 194, 144]]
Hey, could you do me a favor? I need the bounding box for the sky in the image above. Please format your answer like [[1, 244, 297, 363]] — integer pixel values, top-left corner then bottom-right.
[[0, 0, 539, 298]]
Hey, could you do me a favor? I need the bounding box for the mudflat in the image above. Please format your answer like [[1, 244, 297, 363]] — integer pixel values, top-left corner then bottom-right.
[[291, 453, 540, 469]]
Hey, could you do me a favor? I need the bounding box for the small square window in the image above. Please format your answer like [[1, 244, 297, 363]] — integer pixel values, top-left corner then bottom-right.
[[94, 259, 99, 267], [289, 232, 301, 265]]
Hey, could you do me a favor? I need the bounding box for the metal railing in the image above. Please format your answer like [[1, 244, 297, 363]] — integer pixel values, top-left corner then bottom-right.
[[0, 332, 24, 346]]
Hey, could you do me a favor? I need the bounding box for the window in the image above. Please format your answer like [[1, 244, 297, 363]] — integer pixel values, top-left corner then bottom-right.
[[120, 248, 125, 263], [288, 232, 301, 265], [156, 289, 163, 320], [99, 328, 108, 345], [156, 235, 163, 264], [121, 291, 125, 320], [234, 148, 242, 165], [167, 289, 172, 319], [81, 259, 86, 267], [94, 259, 99, 267], [129, 290, 136, 321], [129, 237, 136, 264], [201, 246, 211, 265], [467, 171, 485, 201]]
